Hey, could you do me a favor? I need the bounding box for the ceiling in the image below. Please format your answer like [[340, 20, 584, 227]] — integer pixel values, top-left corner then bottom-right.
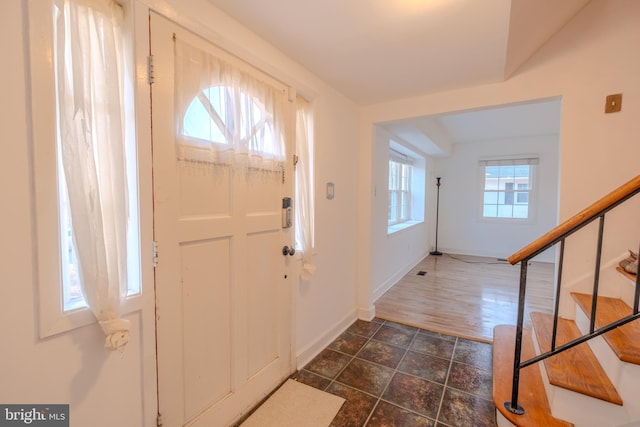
[[381, 98, 562, 156], [205, 0, 590, 105], [205, 0, 588, 153]]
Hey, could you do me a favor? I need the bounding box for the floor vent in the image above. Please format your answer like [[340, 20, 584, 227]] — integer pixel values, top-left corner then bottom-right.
[[416, 271, 427, 276]]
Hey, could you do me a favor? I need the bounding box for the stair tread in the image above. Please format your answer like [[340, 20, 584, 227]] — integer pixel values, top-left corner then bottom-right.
[[493, 325, 574, 427], [572, 292, 640, 365], [530, 312, 623, 405]]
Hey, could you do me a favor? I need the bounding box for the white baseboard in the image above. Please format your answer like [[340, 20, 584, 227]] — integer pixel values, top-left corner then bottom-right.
[[357, 305, 376, 321], [295, 309, 357, 370], [372, 251, 428, 302]]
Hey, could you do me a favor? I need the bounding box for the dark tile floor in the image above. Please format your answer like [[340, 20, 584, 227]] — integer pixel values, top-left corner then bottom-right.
[[291, 318, 497, 427]]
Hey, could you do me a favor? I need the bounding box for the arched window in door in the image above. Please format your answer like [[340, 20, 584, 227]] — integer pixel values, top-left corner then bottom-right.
[[183, 86, 278, 155], [175, 40, 288, 172]]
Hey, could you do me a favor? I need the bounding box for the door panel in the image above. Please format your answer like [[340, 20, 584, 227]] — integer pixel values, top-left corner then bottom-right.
[[181, 238, 232, 419], [178, 166, 232, 217], [150, 12, 293, 427], [247, 230, 283, 376]]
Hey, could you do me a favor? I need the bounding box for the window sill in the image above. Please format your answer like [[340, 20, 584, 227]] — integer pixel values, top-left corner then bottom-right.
[[39, 293, 144, 339], [387, 220, 422, 235], [478, 216, 535, 225]]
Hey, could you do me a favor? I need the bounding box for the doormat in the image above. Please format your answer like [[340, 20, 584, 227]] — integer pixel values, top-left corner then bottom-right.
[[240, 379, 345, 427]]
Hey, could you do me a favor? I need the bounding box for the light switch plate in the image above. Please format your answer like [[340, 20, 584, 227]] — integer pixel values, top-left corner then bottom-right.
[[326, 182, 335, 200]]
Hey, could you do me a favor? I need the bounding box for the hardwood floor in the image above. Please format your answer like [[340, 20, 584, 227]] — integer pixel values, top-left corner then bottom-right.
[[374, 254, 556, 342]]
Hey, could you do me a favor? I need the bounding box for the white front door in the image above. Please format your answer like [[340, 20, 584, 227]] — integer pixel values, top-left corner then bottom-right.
[[150, 12, 294, 427]]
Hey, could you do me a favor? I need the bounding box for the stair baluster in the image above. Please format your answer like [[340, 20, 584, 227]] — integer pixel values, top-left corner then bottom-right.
[[503, 175, 640, 418]]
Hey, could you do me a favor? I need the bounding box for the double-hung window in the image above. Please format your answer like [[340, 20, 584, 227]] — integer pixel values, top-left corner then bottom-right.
[[388, 159, 412, 225], [388, 141, 425, 234], [481, 158, 537, 220]]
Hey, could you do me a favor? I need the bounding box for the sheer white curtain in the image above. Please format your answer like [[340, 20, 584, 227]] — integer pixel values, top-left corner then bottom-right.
[[174, 39, 287, 172], [54, 0, 131, 350], [295, 97, 316, 280]]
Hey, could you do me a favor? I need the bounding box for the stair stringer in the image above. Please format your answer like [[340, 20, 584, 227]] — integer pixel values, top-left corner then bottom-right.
[[529, 317, 633, 427], [573, 305, 640, 423]]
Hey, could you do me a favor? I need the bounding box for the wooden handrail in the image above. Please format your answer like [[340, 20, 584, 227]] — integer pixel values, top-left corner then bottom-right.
[[508, 174, 640, 265]]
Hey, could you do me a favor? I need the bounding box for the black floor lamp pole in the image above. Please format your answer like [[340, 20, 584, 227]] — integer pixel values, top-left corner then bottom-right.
[[430, 177, 443, 256]]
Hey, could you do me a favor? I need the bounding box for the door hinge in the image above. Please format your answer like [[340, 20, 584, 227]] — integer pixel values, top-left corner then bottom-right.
[[152, 241, 159, 268], [147, 55, 155, 85], [156, 412, 163, 426]]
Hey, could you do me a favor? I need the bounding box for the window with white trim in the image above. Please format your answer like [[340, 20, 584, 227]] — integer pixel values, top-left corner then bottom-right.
[[30, 0, 142, 339], [388, 141, 425, 233], [481, 158, 537, 220], [388, 159, 412, 225], [294, 96, 316, 280], [54, 0, 141, 313], [294, 96, 314, 251]]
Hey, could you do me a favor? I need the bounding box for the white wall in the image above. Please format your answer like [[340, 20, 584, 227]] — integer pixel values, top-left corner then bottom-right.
[[2, 0, 360, 424], [294, 85, 360, 367], [358, 0, 640, 317], [432, 134, 560, 262], [370, 126, 432, 300]]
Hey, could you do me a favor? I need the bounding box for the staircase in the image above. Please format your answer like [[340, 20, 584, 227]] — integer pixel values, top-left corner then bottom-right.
[[492, 176, 640, 427]]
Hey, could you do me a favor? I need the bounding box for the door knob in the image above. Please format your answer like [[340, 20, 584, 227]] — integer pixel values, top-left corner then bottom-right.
[[282, 246, 295, 256]]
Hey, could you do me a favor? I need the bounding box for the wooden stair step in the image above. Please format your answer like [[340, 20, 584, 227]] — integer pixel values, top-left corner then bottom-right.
[[493, 325, 573, 427], [571, 292, 640, 365], [530, 312, 623, 405]]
